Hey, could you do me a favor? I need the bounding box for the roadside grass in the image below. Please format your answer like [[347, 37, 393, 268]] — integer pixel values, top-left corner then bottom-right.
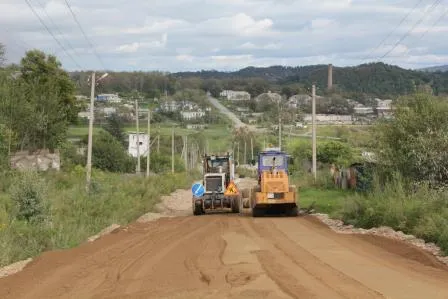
[[340, 177, 448, 255], [298, 187, 349, 215], [0, 169, 196, 267], [294, 172, 448, 256]]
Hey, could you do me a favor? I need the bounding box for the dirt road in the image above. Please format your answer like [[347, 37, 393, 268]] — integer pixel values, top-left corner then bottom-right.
[[1, 188, 448, 299]]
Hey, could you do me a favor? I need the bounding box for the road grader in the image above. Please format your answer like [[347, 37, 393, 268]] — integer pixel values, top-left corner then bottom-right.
[[192, 153, 240, 215], [241, 147, 298, 217]]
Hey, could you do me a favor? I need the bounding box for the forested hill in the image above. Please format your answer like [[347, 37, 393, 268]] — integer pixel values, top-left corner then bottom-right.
[[174, 62, 448, 97], [70, 62, 448, 98]]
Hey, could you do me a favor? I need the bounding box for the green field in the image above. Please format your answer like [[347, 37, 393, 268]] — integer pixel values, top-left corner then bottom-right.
[[68, 123, 234, 153]]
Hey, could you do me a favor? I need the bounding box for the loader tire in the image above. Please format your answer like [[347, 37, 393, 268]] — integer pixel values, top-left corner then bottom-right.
[[286, 206, 298, 217], [252, 207, 263, 217]]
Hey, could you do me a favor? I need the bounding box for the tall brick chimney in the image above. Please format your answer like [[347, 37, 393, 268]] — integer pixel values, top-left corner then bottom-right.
[[327, 64, 333, 90]]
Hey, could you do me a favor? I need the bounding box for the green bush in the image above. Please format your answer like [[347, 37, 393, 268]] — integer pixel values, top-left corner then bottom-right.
[[0, 170, 193, 267], [341, 174, 448, 255], [288, 139, 354, 168], [90, 131, 135, 173], [9, 171, 49, 223], [140, 153, 185, 174]]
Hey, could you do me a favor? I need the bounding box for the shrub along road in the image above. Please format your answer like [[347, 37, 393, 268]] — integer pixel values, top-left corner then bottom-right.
[[0, 186, 448, 299]]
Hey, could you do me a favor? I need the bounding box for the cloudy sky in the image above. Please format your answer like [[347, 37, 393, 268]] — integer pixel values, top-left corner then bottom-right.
[[1, 0, 448, 72]]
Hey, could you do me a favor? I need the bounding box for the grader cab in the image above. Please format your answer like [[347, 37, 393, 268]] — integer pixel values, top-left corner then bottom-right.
[[245, 148, 298, 217], [192, 153, 240, 215]]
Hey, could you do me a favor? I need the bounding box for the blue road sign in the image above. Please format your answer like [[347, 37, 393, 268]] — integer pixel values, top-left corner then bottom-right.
[[192, 183, 205, 198]]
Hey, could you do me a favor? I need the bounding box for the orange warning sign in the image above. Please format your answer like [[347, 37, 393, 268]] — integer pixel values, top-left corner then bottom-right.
[[224, 181, 239, 195]]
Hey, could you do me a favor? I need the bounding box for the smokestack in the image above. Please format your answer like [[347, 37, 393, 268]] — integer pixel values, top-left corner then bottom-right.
[[327, 64, 333, 90]]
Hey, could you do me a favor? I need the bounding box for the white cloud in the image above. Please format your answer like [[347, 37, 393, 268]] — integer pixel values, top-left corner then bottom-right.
[[122, 18, 188, 34], [239, 42, 282, 50], [114, 34, 168, 53], [201, 13, 274, 36], [1, 0, 448, 70], [176, 54, 194, 62]]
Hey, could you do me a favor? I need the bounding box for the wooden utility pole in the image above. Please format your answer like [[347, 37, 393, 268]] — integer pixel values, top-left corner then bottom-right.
[[157, 135, 160, 153], [184, 136, 188, 171], [244, 141, 247, 165], [146, 109, 151, 177], [237, 143, 240, 165], [135, 99, 140, 174], [278, 100, 282, 150], [171, 125, 174, 173], [86, 71, 95, 190], [251, 138, 254, 162], [312, 84, 317, 181]]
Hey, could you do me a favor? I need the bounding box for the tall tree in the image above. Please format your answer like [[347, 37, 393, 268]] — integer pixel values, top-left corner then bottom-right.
[[1, 50, 78, 151], [103, 113, 127, 148], [373, 93, 448, 187], [0, 44, 5, 66]]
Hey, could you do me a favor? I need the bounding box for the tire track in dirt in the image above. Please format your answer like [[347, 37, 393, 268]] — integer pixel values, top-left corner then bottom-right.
[[1, 202, 448, 299], [246, 218, 385, 298], [272, 217, 448, 299]]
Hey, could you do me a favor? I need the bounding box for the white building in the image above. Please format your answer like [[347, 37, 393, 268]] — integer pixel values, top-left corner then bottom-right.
[[354, 106, 374, 114], [255, 91, 282, 103], [97, 93, 122, 103], [77, 111, 90, 119], [101, 107, 117, 116], [304, 114, 352, 124], [160, 101, 180, 112], [128, 133, 149, 157], [75, 95, 88, 101], [220, 90, 251, 101], [181, 110, 206, 120]]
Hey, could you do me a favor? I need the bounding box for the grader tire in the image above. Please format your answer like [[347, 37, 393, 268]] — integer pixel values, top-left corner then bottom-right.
[[231, 197, 240, 213], [193, 202, 204, 216]]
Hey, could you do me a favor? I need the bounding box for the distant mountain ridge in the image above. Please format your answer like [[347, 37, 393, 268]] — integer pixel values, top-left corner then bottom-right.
[[419, 65, 448, 73], [173, 62, 448, 96]]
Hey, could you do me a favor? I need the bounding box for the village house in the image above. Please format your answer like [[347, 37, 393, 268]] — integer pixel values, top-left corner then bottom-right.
[[220, 90, 251, 101], [96, 93, 122, 103], [181, 110, 206, 120]]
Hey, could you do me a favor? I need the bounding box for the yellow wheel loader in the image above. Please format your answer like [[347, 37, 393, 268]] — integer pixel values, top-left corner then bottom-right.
[[242, 147, 298, 217]]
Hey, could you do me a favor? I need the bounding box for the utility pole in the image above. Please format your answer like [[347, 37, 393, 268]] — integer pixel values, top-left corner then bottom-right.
[[312, 84, 317, 181], [251, 138, 254, 163], [86, 71, 95, 190], [146, 109, 151, 177], [135, 99, 140, 174], [171, 125, 175, 173], [244, 141, 247, 165], [278, 101, 282, 150], [157, 135, 160, 153], [184, 135, 188, 171], [237, 142, 240, 165]]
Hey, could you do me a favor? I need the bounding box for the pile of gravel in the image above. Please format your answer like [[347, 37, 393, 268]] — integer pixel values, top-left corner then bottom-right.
[[312, 213, 448, 266]]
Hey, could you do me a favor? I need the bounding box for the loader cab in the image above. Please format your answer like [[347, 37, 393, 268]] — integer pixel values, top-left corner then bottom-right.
[[257, 148, 289, 184]]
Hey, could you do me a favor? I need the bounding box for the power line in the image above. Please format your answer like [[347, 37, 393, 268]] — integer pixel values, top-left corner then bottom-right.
[[33, 0, 79, 56], [361, 0, 425, 63], [401, 7, 448, 57], [417, 7, 448, 40], [380, 0, 443, 60], [63, 0, 106, 70], [23, 0, 82, 69]]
